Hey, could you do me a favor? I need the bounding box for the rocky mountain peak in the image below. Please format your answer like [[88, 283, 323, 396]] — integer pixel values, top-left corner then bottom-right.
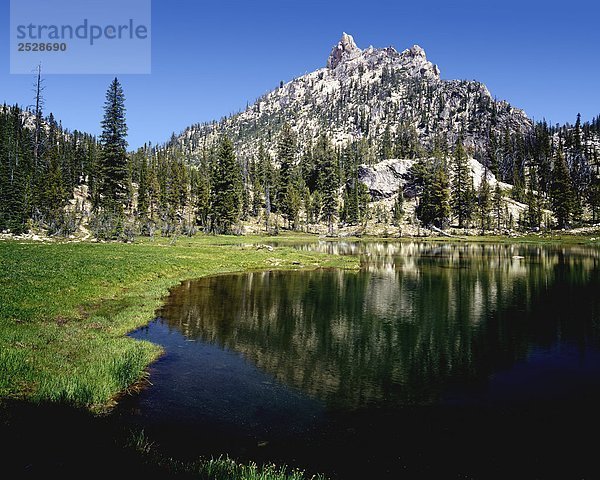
[[327, 32, 362, 69], [174, 34, 531, 168], [406, 44, 426, 58]]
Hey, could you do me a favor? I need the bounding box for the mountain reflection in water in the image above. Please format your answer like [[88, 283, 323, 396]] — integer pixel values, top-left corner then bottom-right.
[[158, 242, 600, 409], [125, 241, 600, 479]]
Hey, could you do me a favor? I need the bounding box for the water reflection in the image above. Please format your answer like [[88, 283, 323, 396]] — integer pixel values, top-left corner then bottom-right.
[[158, 242, 600, 409]]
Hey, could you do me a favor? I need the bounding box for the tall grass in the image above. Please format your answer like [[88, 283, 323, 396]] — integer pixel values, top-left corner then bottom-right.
[[125, 429, 328, 479]]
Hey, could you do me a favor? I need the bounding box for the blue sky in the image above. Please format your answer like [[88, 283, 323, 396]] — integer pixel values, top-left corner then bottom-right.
[[1, 0, 599, 149]]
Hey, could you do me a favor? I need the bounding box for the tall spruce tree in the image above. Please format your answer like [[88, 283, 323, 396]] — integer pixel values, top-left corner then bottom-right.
[[525, 167, 542, 230], [451, 138, 473, 228], [315, 134, 339, 234], [418, 160, 450, 228], [277, 123, 296, 225], [98, 78, 128, 212], [589, 168, 600, 223], [392, 182, 405, 226], [0, 106, 32, 234], [193, 157, 211, 230], [210, 136, 242, 234], [551, 150, 573, 229], [477, 169, 492, 234], [493, 183, 503, 230]]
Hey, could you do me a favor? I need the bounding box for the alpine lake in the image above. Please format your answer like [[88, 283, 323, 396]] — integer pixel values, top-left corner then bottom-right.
[[120, 240, 600, 479]]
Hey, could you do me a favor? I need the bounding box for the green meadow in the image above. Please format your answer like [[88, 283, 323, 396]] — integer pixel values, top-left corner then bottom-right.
[[0, 234, 356, 412]]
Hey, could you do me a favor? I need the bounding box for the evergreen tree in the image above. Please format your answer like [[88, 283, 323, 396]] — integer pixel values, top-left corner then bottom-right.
[[451, 138, 473, 228], [341, 173, 369, 227], [493, 183, 504, 230], [192, 158, 211, 230], [551, 150, 573, 229], [98, 78, 128, 213], [43, 118, 67, 233], [418, 160, 450, 228], [0, 106, 32, 234], [357, 182, 371, 226], [33, 64, 44, 168], [249, 158, 262, 216], [510, 157, 526, 203], [392, 183, 405, 226], [210, 136, 242, 233], [300, 141, 318, 192], [477, 169, 492, 234], [380, 124, 394, 160], [342, 180, 359, 225], [588, 161, 600, 223], [525, 167, 542, 230], [136, 152, 150, 232], [487, 131, 499, 177], [285, 183, 302, 230], [276, 123, 296, 225], [315, 135, 339, 234]]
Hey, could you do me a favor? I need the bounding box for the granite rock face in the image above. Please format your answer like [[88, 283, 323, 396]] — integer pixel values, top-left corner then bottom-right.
[[358, 159, 415, 200], [327, 32, 362, 69]]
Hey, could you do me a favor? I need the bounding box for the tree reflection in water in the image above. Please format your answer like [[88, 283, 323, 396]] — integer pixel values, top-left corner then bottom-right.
[[158, 242, 600, 409]]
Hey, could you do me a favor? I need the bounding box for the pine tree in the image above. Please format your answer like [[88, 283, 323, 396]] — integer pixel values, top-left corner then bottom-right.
[[285, 183, 302, 230], [477, 169, 492, 234], [33, 64, 44, 168], [137, 153, 150, 232], [42, 116, 67, 233], [357, 182, 370, 226], [210, 136, 242, 234], [276, 123, 296, 225], [315, 135, 339, 234], [551, 150, 573, 229], [493, 183, 503, 230], [300, 141, 318, 192], [342, 180, 358, 225], [418, 160, 450, 228], [193, 158, 211, 230], [147, 155, 160, 227], [380, 124, 394, 160], [588, 152, 600, 223], [451, 138, 473, 228], [487, 131, 499, 178], [249, 158, 262, 216], [392, 182, 405, 226], [0, 106, 32, 234], [525, 167, 542, 230], [98, 78, 128, 214]]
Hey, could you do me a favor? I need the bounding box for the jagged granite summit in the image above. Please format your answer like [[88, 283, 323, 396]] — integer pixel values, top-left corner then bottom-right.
[[174, 33, 531, 163], [326, 32, 362, 69], [327, 33, 440, 79]]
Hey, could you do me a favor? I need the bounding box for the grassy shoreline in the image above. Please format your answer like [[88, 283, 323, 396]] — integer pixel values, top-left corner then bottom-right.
[[2, 231, 599, 478], [2, 230, 598, 411], [0, 233, 356, 412]]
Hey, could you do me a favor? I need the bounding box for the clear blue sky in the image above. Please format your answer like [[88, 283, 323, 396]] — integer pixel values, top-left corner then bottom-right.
[[1, 0, 599, 150]]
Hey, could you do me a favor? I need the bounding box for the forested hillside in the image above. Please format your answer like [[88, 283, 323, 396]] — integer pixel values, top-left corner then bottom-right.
[[1, 35, 599, 239]]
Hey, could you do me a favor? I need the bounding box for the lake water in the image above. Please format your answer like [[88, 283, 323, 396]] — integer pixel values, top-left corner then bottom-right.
[[123, 242, 600, 478]]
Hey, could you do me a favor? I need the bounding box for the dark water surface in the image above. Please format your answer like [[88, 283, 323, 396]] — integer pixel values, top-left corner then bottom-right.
[[123, 242, 600, 479]]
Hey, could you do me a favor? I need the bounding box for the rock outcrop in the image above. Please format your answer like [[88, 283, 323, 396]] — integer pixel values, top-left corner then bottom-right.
[[327, 32, 362, 69]]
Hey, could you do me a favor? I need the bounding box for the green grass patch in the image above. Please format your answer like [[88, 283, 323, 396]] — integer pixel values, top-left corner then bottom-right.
[[125, 428, 327, 479], [125, 428, 327, 480], [0, 234, 356, 411], [162, 456, 328, 480]]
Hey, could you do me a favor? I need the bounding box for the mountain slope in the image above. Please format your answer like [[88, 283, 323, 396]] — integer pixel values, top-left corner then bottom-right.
[[173, 33, 532, 162]]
